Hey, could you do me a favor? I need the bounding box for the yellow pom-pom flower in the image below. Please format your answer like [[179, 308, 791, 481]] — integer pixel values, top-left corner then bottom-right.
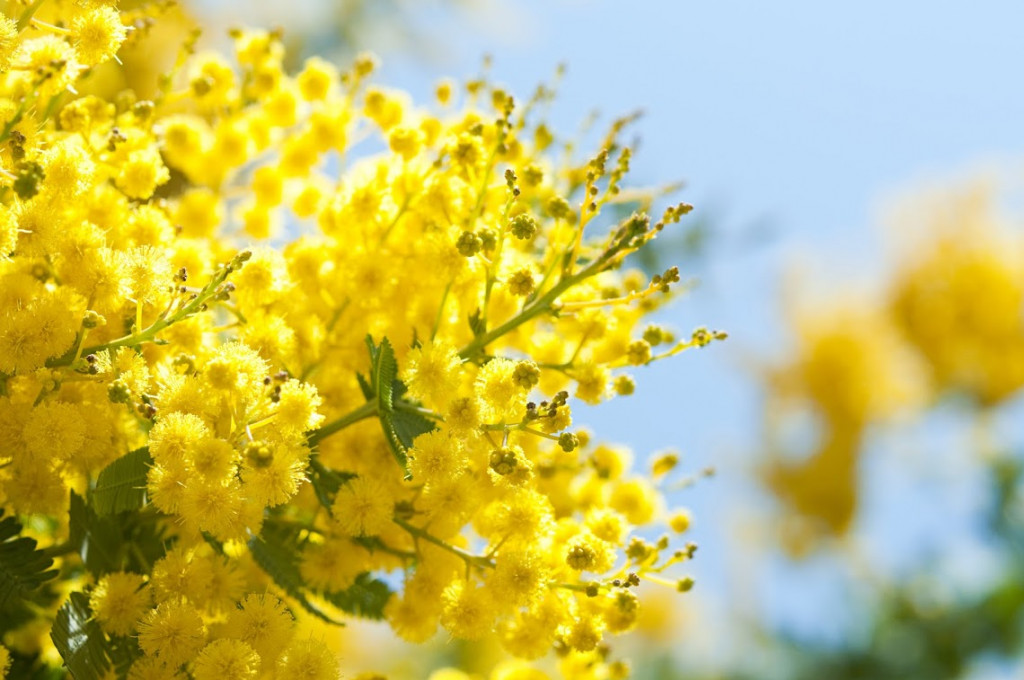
[[277, 639, 339, 680], [192, 639, 260, 680], [90, 572, 151, 637], [332, 477, 394, 537], [137, 599, 207, 668]]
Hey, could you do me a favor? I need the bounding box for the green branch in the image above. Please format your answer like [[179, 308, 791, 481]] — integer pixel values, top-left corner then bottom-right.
[[306, 401, 377, 448], [458, 251, 612, 360], [392, 517, 493, 569], [47, 252, 250, 368]]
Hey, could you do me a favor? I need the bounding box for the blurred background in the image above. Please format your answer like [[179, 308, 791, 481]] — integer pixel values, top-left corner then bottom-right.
[[178, 1, 1024, 677]]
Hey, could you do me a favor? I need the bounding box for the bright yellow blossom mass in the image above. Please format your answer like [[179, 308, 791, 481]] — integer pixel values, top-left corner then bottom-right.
[[0, 3, 719, 679]]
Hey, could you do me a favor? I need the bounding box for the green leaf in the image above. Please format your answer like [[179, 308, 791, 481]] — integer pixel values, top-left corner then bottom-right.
[[383, 407, 438, 481], [91, 447, 152, 516], [8, 652, 68, 680], [202, 532, 225, 555], [391, 378, 409, 401], [321, 573, 393, 620], [355, 372, 374, 401], [106, 634, 142, 678], [391, 408, 437, 450], [69, 490, 167, 577], [13, 161, 43, 200], [379, 409, 410, 477], [51, 592, 110, 680], [468, 307, 486, 336], [68, 493, 86, 551], [307, 456, 356, 510], [15, 0, 47, 31], [366, 335, 397, 413], [122, 517, 168, 575], [0, 600, 36, 636], [248, 523, 343, 626], [365, 335, 412, 477], [69, 493, 123, 577], [0, 510, 57, 612]]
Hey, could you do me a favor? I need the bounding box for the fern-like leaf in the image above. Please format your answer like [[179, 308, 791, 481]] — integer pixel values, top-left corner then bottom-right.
[[321, 573, 393, 620], [365, 335, 412, 477], [0, 510, 57, 612], [248, 523, 343, 626]]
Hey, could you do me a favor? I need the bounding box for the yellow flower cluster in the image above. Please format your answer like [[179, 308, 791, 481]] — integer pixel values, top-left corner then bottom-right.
[[0, 3, 717, 679], [762, 180, 1024, 553], [889, 183, 1024, 405]]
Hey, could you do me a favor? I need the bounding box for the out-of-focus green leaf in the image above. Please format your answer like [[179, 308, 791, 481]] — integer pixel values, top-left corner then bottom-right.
[[0, 510, 57, 612], [321, 572, 393, 620], [248, 522, 342, 626]]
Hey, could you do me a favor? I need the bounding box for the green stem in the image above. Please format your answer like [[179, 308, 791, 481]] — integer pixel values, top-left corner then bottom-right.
[[218, 301, 248, 325], [430, 281, 452, 341], [42, 541, 76, 559], [16, 0, 47, 31], [0, 96, 28, 145], [39, 91, 63, 125], [526, 232, 563, 306], [358, 536, 416, 561], [536, 361, 573, 373], [130, 542, 152, 573], [393, 517, 493, 569], [306, 401, 377, 448], [458, 252, 610, 360], [553, 582, 594, 593], [394, 402, 443, 421], [265, 515, 325, 536], [47, 256, 246, 368], [325, 299, 350, 334], [520, 426, 560, 442]]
